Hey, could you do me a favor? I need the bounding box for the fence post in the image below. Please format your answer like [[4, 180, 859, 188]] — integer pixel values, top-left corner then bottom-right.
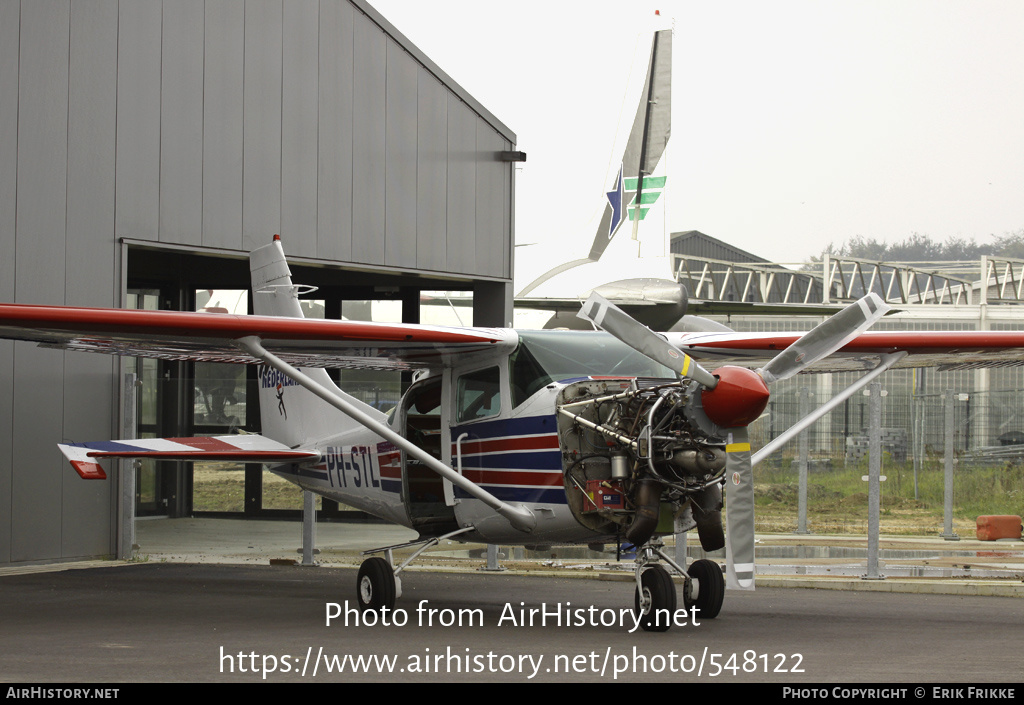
[[302, 490, 317, 565], [863, 381, 884, 580], [912, 369, 923, 500], [942, 389, 960, 541], [796, 387, 811, 535], [483, 544, 505, 571]]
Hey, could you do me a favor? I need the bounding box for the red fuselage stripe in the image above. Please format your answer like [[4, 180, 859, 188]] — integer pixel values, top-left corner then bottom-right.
[[460, 469, 563, 487], [451, 434, 559, 456]]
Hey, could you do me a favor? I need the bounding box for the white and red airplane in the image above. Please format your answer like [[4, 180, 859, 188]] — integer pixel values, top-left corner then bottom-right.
[[2, 237, 1024, 632]]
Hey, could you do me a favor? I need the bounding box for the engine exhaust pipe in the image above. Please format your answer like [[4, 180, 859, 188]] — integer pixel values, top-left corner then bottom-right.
[[626, 479, 661, 547]]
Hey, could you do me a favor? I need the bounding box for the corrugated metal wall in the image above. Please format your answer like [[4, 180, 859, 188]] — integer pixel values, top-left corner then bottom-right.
[[0, 0, 516, 564]]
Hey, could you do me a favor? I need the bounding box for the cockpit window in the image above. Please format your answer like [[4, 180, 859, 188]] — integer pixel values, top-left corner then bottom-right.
[[456, 366, 502, 423], [509, 330, 676, 408]]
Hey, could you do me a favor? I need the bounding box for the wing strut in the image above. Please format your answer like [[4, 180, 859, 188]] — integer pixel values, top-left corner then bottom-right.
[[751, 351, 908, 467], [234, 336, 537, 533]]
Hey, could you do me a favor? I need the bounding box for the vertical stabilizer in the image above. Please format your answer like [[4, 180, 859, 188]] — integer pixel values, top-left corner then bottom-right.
[[249, 237, 385, 447], [518, 26, 673, 296]]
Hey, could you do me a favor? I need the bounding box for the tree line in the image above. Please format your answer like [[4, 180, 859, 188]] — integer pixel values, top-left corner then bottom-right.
[[811, 230, 1024, 263]]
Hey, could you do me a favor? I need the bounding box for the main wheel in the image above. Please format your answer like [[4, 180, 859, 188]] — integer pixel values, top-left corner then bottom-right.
[[633, 564, 677, 633], [356, 557, 396, 612], [685, 558, 725, 619]]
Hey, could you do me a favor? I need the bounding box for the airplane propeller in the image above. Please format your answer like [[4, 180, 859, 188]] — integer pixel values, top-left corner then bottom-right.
[[757, 292, 887, 384], [578, 292, 719, 389], [578, 291, 889, 590]]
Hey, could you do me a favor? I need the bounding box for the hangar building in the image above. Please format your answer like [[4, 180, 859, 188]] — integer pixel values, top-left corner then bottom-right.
[[0, 0, 519, 566]]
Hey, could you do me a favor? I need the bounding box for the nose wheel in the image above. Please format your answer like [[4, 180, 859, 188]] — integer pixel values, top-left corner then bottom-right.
[[633, 541, 726, 632], [634, 564, 677, 632]]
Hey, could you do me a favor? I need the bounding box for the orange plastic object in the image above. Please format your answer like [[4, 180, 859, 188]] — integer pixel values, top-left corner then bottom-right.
[[975, 515, 1023, 541]]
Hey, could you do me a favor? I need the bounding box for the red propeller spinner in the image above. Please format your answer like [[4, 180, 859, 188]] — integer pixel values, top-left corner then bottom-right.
[[700, 366, 770, 428]]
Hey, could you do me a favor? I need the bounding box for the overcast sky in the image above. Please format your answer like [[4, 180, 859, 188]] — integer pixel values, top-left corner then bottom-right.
[[371, 0, 1024, 293]]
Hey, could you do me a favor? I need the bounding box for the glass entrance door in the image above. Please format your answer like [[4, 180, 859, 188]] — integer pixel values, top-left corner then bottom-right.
[[126, 288, 176, 516], [191, 290, 250, 513]]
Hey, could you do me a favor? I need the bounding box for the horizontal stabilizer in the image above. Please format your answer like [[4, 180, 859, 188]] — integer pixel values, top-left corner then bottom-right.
[[59, 435, 319, 479]]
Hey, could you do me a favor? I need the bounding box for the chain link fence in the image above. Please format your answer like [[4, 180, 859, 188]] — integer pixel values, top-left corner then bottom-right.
[[747, 369, 1024, 534]]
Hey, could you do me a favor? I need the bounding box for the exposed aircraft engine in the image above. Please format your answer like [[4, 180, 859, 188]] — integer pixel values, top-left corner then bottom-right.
[[556, 378, 727, 551]]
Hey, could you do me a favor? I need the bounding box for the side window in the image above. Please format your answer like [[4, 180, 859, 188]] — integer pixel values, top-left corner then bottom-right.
[[456, 367, 501, 423]]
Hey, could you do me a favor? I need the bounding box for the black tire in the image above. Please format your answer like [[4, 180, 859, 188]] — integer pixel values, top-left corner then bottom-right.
[[356, 557, 396, 612], [633, 564, 677, 632], [686, 558, 724, 619]]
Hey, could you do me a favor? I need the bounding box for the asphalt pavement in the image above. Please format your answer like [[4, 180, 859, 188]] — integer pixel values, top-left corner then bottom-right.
[[2, 517, 1022, 684]]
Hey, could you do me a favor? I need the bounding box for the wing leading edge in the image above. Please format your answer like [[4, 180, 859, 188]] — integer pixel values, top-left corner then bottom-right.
[[0, 303, 518, 370], [4, 302, 1024, 372]]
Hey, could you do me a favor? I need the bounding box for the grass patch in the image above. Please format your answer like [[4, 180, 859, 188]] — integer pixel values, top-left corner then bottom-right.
[[753, 456, 1024, 534]]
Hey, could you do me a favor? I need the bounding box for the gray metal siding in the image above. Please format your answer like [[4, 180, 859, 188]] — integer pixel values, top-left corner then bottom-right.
[[0, 0, 516, 565], [203, 0, 245, 251], [115, 0, 162, 241], [67, 0, 117, 308], [385, 39, 419, 269], [159, 0, 205, 246], [281, 0, 320, 258], [416, 71, 448, 272], [476, 123, 510, 278], [446, 96, 477, 274], [242, 0, 283, 251], [0, 0, 17, 563], [351, 13, 386, 264], [64, 0, 118, 559], [317, 0, 355, 261], [12, 1, 69, 561]]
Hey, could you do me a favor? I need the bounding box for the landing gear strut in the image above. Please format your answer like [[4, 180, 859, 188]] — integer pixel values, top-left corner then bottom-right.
[[356, 527, 473, 613], [633, 540, 725, 632]]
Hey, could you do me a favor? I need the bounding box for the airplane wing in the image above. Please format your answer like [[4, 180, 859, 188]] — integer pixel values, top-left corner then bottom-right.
[[59, 435, 320, 480], [0, 303, 517, 370], [3, 302, 1024, 373], [668, 329, 1024, 372]]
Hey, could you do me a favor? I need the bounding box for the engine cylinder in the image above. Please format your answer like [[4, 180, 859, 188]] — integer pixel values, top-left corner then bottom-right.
[[670, 447, 726, 475]]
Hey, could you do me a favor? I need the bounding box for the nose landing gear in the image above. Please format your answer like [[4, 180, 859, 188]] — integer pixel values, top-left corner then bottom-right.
[[633, 541, 725, 632]]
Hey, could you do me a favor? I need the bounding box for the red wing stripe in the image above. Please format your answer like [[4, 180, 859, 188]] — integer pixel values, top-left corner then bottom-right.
[[0, 303, 504, 345], [164, 436, 239, 451], [682, 331, 1024, 355]]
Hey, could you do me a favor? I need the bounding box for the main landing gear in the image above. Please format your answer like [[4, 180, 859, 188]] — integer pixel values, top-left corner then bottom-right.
[[356, 527, 473, 612], [633, 540, 725, 632], [357, 557, 396, 611]]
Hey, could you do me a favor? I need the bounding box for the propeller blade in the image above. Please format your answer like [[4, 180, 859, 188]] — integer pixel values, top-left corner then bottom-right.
[[578, 292, 719, 389], [759, 293, 889, 384], [723, 426, 755, 590]]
